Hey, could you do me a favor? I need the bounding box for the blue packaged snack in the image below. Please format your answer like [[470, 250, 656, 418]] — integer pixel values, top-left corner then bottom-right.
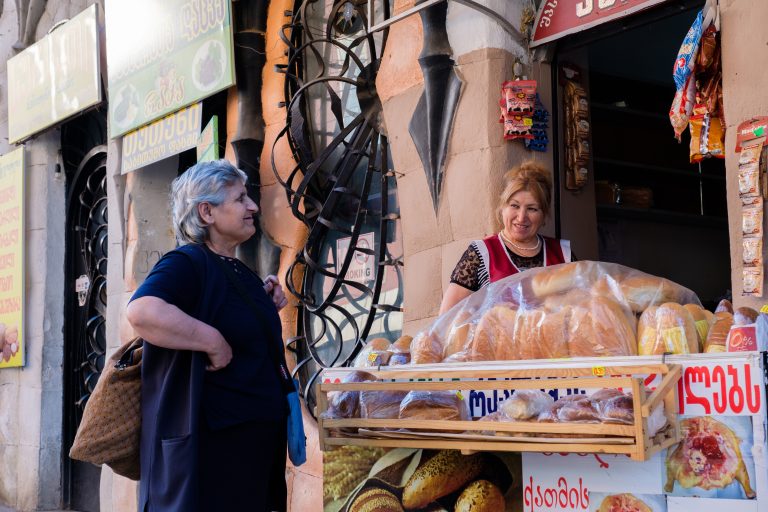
[[673, 10, 704, 90]]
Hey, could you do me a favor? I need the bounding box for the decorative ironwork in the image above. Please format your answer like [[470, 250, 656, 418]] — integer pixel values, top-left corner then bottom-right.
[[67, 145, 109, 414], [409, 0, 461, 212], [272, 0, 403, 409]]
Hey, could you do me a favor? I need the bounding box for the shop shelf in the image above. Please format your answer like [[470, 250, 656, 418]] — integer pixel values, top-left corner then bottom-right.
[[317, 361, 682, 462], [594, 157, 725, 181]]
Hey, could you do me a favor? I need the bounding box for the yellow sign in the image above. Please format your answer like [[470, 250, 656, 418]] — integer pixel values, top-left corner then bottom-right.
[[0, 148, 25, 368], [121, 103, 202, 174], [7, 5, 102, 144]]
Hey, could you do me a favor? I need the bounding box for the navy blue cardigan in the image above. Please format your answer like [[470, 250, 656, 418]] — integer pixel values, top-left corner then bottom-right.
[[138, 244, 226, 511]]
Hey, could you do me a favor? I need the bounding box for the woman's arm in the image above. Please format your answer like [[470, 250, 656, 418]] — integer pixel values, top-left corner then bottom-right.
[[438, 283, 473, 315], [126, 296, 232, 371]]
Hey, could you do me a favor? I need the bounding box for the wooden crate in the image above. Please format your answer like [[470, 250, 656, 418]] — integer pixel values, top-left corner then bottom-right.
[[317, 362, 681, 461]]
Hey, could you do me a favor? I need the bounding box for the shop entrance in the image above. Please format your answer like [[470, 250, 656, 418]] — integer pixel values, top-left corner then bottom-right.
[[555, 0, 729, 309], [62, 109, 108, 512]]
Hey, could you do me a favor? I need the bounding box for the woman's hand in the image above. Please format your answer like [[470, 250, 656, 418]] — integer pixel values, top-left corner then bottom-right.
[[263, 275, 289, 311], [204, 329, 233, 371]]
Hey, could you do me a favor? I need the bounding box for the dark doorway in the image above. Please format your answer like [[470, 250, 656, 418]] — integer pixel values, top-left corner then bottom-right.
[[62, 108, 108, 512]]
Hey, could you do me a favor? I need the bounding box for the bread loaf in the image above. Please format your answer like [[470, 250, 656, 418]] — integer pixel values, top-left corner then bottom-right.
[[360, 390, 406, 419], [638, 303, 697, 354], [471, 305, 517, 361], [325, 371, 377, 419], [538, 307, 571, 359], [500, 390, 554, 420], [705, 312, 733, 352], [596, 393, 634, 424], [388, 335, 413, 366], [353, 338, 391, 367], [567, 297, 637, 357], [619, 276, 680, 312], [513, 309, 544, 360], [443, 321, 474, 362], [454, 480, 505, 512], [637, 306, 659, 355], [531, 261, 598, 297], [348, 487, 404, 512], [735, 306, 759, 326], [715, 299, 733, 314], [399, 391, 467, 421], [402, 451, 485, 509], [557, 397, 600, 423], [684, 303, 711, 352], [411, 331, 444, 364]]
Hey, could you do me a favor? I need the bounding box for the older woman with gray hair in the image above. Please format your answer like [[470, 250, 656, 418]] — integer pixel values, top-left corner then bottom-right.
[[127, 159, 291, 511]]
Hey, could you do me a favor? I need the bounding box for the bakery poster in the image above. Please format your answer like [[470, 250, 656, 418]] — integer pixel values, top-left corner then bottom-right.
[[323, 447, 522, 512], [667, 497, 759, 512], [589, 492, 666, 512], [522, 453, 663, 512], [0, 148, 24, 368], [663, 416, 757, 500]]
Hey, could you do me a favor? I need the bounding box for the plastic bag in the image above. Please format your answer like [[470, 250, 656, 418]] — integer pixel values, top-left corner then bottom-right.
[[409, 262, 701, 365], [353, 338, 392, 367], [673, 10, 704, 90], [322, 370, 378, 420], [638, 302, 699, 355], [500, 390, 554, 421], [502, 80, 537, 114], [360, 390, 407, 419], [398, 390, 469, 421], [669, 74, 696, 140]]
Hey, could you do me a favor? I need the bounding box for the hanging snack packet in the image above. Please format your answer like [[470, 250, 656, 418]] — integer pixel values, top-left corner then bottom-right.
[[738, 162, 760, 198], [743, 267, 763, 297], [742, 203, 763, 237], [689, 114, 725, 163], [739, 143, 763, 165], [673, 10, 704, 90], [743, 237, 762, 267], [697, 24, 718, 71], [670, 74, 696, 140], [504, 114, 534, 140], [742, 195, 762, 208], [502, 80, 537, 114]]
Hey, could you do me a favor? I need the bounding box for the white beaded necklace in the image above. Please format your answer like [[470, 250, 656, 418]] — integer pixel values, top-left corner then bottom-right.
[[499, 231, 541, 252]]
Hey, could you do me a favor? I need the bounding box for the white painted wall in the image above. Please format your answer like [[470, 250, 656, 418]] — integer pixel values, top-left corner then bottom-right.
[[446, 0, 527, 61]]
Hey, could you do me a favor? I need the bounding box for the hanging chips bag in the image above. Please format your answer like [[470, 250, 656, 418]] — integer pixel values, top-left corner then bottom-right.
[[673, 10, 704, 90], [743, 266, 763, 297], [502, 80, 537, 114], [742, 203, 763, 237], [670, 75, 696, 140], [689, 113, 725, 163], [504, 114, 534, 140], [739, 162, 760, 198], [743, 237, 762, 267]]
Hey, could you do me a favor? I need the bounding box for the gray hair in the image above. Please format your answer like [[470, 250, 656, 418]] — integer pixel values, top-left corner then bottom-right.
[[171, 159, 248, 245]]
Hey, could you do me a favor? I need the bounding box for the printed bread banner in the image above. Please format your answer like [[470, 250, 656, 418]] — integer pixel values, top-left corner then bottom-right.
[[323, 447, 522, 512], [0, 148, 24, 368], [589, 492, 666, 512]]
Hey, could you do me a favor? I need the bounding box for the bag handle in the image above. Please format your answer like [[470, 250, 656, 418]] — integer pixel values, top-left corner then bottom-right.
[[210, 249, 296, 396]]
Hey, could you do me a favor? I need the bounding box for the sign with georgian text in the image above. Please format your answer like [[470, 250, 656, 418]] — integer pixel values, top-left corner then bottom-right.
[[0, 148, 24, 368], [7, 4, 101, 143], [530, 0, 668, 47], [105, 0, 235, 138]]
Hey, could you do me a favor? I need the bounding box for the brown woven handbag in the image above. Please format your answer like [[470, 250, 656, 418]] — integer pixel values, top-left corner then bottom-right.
[[69, 336, 143, 480]]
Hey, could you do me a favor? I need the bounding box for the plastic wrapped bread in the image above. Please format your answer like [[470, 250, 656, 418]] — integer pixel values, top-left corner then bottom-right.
[[407, 261, 700, 365], [638, 303, 699, 355], [399, 391, 469, 421], [322, 370, 378, 420], [499, 390, 554, 420]]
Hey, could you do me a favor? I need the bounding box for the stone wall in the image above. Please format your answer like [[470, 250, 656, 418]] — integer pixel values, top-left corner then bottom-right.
[[0, 1, 92, 510], [720, 0, 768, 309]]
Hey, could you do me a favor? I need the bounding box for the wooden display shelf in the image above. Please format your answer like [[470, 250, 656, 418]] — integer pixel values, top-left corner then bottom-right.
[[317, 363, 682, 461]]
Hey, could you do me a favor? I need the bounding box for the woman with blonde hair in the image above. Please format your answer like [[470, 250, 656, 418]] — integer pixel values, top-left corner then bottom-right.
[[439, 161, 572, 313]]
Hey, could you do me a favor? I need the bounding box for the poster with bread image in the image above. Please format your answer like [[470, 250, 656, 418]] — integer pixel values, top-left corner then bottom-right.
[[589, 492, 665, 512], [663, 416, 756, 500], [324, 448, 521, 511], [0, 147, 24, 368]]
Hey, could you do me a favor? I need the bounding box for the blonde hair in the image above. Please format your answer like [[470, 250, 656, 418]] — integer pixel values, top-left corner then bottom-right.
[[498, 161, 553, 220]]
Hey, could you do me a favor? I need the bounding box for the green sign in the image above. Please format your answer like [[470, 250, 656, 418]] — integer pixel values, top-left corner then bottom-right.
[[197, 115, 219, 162], [106, 0, 235, 139], [122, 103, 202, 174], [7, 5, 102, 144]]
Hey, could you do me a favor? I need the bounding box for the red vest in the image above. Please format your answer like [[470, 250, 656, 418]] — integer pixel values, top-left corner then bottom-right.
[[479, 234, 571, 283]]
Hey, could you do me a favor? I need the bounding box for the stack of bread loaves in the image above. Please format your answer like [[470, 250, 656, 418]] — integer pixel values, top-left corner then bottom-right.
[[410, 261, 703, 364]]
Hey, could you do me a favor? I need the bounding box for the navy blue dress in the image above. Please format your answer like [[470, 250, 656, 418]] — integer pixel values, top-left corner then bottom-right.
[[132, 244, 288, 511]]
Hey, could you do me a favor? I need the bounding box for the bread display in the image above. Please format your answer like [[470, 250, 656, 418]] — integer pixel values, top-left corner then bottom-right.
[[715, 298, 733, 314], [453, 480, 505, 512], [399, 391, 468, 422], [388, 335, 413, 366], [734, 306, 759, 326], [401, 451, 485, 509], [404, 262, 700, 364]]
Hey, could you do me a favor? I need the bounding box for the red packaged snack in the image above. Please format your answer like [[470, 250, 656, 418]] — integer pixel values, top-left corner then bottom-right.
[[502, 80, 537, 114]]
